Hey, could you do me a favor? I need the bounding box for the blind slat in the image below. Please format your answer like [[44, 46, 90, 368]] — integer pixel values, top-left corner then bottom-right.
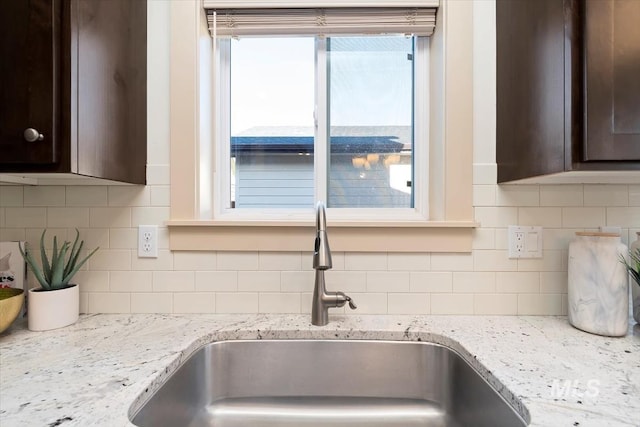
[[205, 7, 437, 37]]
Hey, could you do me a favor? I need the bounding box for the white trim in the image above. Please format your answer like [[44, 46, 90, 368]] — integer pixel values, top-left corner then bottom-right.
[[414, 36, 430, 219], [203, 0, 439, 9], [314, 37, 328, 204]]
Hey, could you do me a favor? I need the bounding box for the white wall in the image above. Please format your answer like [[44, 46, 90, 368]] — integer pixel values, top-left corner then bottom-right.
[[0, 0, 638, 315]]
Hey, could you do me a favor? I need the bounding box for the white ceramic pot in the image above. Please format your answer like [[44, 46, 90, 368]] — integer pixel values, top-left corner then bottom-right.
[[28, 284, 79, 332], [568, 232, 628, 337]]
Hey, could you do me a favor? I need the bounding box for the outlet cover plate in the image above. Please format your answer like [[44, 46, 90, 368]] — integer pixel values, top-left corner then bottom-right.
[[138, 225, 158, 258], [508, 225, 543, 259]]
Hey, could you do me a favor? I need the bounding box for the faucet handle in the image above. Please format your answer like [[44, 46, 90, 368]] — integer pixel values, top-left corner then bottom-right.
[[346, 296, 357, 310]]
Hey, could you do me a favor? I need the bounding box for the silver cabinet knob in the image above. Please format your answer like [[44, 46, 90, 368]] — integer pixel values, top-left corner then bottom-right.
[[24, 128, 44, 142]]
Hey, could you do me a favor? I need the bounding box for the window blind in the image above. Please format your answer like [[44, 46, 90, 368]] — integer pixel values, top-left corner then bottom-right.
[[204, 5, 438, 37]]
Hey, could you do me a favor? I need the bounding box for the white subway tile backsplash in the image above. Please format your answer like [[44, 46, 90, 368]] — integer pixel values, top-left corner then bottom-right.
[[47, 208, 90, 228], [108, 186, 150, 207], [472, 163, 497, 185], [472, 228, 495, 250], [280, 271, 314, 292], [325, 271, 367, 293], [474, 207, 517, 228], [540, 272, 567, 294], [431, 294, 474, 315], [496, 185, 539, 207], [496, 272, 540, 293], [216, 293, 259, 313], [517, 293, 562, 315], [5, 208, 47, 228], [453, 272, 496, 293], [542, 228, 579, 250], [410, 272, 453, 293], [109, 228, 137, 249], [0, 227, 24, 241], [473, 250, 517, 272], [607, 207, 640, 227], [88, 292, 131, 313], [90, 249, 131, 271], [131, 293, 173, 313], [344, 253, 388, 271], [474, 294, 517, 315], [195, 271, 238, 292], [473, 185, 496, 206], [584, 185, 628, 207], [217, 252, 259, 270], [388, 293, 430, 314], [150, 186, 170, 207], [238, 271, 280, 292], [366, 271, 410, 292], [152, 271, 195, 292], [561, 207, 606, 228], [540, 185, 583, 207], [174, 251, 217, 271], [66, 187, 108, 207], [0, 187, 24, 206], [173, 292, 215, 313], [79, 292, 89, 314], [131, 249, 173, 270], [146, 165, 171, 185], [131, 207, 170, 227], [24, 186, 65, 206], [346, 293, 387, 314], [630, 185, 640, 206], [518, 207, 562, 227], [90, 207, 131, 228], [75, 271, 110, 292], [387, 253, 430, 271], [259, 292, 300, 313], [110, 271, 153, 292], [259, 252, 301, 271], [518, 250, 565, 272], [431, 253, 474, 271]]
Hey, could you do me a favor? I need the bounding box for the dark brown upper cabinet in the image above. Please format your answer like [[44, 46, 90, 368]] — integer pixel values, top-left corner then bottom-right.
[[496, 0, 640, 183], [0, 0, 146, 184]]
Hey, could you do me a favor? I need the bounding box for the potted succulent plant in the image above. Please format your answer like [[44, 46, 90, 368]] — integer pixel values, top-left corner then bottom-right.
[[18, 229, 98, 331], [621, 247, 640, 324]]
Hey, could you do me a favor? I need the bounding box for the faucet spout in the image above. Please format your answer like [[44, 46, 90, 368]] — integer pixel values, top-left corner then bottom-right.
[[313, 201, 332, 270], [311, 201, 356, 326]]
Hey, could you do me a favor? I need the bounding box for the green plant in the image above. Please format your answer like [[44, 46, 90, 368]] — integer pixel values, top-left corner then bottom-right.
[[18, 229, 99, 291], [621, 248, 640, 287]]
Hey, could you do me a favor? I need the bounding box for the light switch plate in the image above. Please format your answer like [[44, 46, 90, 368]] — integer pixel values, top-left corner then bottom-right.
[[508, 225, 543, 259]]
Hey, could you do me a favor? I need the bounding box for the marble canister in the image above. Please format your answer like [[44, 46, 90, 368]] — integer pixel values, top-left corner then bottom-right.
[[631, 232, 640, 324], [568, 232, 628, 337]]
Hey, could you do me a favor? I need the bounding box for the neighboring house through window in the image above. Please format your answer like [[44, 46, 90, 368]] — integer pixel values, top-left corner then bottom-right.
[[168, 0, 476, 253]]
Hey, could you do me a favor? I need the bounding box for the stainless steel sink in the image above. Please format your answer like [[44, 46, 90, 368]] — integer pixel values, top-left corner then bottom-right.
[[130, 340, 528, 427]]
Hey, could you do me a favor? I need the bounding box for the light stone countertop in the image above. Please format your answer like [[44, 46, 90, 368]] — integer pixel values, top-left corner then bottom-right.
[[0, 314, 638, 427]]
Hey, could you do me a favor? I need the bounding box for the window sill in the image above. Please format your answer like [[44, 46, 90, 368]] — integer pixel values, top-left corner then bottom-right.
[[168, 220, 477, 252]]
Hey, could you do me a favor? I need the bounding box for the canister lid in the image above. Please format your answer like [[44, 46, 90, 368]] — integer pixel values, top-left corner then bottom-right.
[[575, 231, 620, 237]]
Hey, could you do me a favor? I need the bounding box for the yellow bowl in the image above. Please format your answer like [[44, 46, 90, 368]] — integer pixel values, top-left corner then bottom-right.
[[0, 288, 25, 333]]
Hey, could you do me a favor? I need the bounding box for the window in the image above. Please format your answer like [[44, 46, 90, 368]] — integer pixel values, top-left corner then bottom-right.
[[221, 35, 423, 212], [168, 0, 476, 253]]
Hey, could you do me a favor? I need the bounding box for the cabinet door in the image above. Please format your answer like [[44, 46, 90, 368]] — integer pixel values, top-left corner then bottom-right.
[[0, 0, 61, 165], [584, 0, 640, 161]]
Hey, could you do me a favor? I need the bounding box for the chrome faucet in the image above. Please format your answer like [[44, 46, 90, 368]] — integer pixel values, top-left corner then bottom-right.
[[312, 201, 357, 326]]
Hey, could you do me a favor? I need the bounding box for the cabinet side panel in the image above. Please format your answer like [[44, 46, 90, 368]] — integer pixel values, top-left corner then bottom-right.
[[496, 0, 567, 182], [75, 0, 147, 183]]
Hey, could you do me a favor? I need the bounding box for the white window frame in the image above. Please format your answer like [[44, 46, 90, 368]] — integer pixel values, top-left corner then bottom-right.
[[167, 0, 477, 253], [213, 36, 429, 223]]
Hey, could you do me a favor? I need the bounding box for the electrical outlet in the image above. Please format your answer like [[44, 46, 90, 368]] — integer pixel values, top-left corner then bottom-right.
[[508, 225, 543, 259], [138, 225, 158, 258]]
